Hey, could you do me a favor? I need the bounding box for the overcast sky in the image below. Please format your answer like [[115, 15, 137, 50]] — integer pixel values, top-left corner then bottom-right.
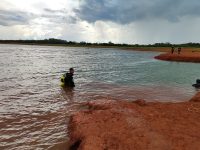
[[0, 0, 200, 44]]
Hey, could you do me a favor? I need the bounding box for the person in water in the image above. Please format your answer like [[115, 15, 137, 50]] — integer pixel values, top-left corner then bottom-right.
[[64, 68, 75, 87], [192, 79, 200, 88]]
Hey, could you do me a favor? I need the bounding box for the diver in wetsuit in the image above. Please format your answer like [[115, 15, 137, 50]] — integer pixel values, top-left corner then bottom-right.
[[64, 68, 75, 87], [192, 79, 200, 88]]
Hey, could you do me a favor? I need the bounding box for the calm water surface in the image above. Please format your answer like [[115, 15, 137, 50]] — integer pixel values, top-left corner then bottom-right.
[[0, 44, 200, 149]]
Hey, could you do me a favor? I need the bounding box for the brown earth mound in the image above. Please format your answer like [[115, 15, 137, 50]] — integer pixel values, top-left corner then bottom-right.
[[68, 98, 200, 150], [155, 52, 200, 63], [190, 92, 200, 102]]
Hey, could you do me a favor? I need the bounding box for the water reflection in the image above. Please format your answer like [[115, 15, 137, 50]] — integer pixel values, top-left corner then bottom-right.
[[61, 86, 74, 101]]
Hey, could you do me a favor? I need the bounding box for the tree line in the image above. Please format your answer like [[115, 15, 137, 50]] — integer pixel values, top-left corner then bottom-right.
[[0, 38, 200, 47]]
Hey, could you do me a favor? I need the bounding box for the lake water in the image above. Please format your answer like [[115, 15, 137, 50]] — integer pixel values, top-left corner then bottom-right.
[[0, 44, 199, 149]]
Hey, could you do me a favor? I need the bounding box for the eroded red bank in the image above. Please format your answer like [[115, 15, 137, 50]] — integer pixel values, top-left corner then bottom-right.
[[68, 93, 200, 150], [155, 52, 200, 63]]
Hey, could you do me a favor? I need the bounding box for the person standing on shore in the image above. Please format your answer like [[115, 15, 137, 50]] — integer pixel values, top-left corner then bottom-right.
[[178, 47, 182, 54], [171, 46, 175, 54]]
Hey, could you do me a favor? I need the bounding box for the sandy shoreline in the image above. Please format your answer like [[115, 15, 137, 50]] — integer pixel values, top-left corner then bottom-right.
[[124, 47, 200, 63], [125, 47, 200, 53], [66, 47, 200, 150], [130, 47, 200, 63], [68, 93, 200, 150], [154, 52, 200, 63]]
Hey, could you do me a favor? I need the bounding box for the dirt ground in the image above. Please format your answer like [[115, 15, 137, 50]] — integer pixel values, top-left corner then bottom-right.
[[68, 92, 200, 150], [155, 51, 200, 63], [124, 47, 200, 63]]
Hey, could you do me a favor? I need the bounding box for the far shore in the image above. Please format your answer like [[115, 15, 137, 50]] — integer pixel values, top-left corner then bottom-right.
[[2, 42, 200, 63], [1, 43, 200, 53]]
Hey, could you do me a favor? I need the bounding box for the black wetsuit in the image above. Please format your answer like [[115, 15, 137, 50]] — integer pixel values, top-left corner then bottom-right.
[[64, 73, 75, 87], [193, 79, 200, 88]]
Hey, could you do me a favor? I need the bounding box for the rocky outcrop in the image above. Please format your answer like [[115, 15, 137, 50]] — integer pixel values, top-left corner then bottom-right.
[[68, 99, 200, 150]]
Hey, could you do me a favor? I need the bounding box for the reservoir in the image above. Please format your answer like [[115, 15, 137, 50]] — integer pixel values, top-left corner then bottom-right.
[[0, 44, 199, 149]]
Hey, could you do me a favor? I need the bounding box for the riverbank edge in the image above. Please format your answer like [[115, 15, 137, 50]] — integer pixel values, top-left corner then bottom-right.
[[154, 52, 200, 63], [67, 92, 200, 150]]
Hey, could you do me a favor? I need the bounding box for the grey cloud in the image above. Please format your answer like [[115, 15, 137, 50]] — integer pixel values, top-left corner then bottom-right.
[[0, 10, 35, 26], [0, 8, 77, 27], [42, 8, 78, 24], [75, 0, 200, 24], [44, 8, 66, 14], [41, 14, 77, 24]]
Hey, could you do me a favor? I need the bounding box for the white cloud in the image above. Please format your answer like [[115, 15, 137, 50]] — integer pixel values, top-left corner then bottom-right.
[[0, 0, 200, 44]]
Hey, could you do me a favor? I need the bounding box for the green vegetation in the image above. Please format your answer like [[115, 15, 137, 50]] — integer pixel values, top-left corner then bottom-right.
[[1, 38, 200, 48]]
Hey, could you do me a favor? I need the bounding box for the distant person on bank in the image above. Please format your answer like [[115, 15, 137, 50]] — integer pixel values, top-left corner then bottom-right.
[[178, 47, 182, 54], [171, 46, 175, 54]]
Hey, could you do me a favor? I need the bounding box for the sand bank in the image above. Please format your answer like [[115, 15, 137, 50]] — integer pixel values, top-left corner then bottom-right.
[[155, 52, 200, 63], [68, 93, 200, 150], [126, 47, 200, 52], [123, 47, 200, 63]]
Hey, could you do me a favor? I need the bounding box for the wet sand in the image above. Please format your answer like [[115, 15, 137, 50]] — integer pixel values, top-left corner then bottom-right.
[[68, 93, 200, 150]]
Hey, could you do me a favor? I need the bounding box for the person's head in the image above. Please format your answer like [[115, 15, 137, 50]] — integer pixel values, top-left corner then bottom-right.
[[69, 68, 74, 74]]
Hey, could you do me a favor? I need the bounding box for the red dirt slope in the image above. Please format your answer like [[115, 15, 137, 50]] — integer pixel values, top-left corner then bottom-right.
[[155, 52, 200, 63], [68, 97, 200, 150]]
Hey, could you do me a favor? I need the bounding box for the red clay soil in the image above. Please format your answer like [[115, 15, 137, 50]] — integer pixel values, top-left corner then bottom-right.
[[155, 52, 200, 63], [68, 94, 200, 150]]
